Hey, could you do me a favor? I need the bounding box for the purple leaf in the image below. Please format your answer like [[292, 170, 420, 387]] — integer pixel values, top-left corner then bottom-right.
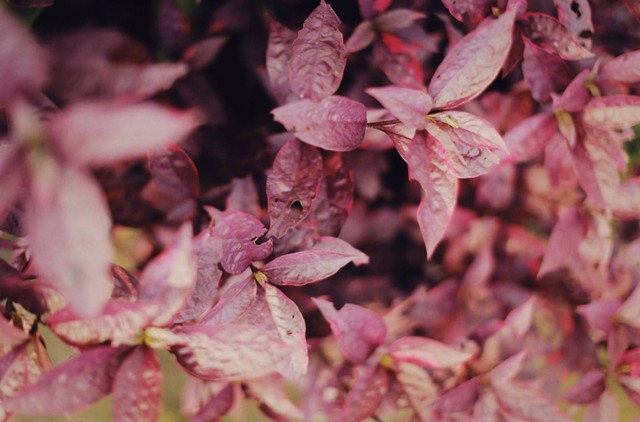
[[425, 111, 509, 177], [47, 101, 201, 168], [266, 19, 297, 104], [311, 152, 354, 236], [373, 9, 426, 32], [289, 0, 346, 101], [582, 95, 640, 130], [272, 96, 367, 151], [190, 384, 234, 422], [3, 346, 123, 416], [504, 112, 557, 163], [246, 375, 304, 420], [554, 0, 594, 49], [598, 51, 640, 84], [366, 86, 433, 129], [359, 0, 392, 20], [563, 369, 605, 404], [407, 133, 459, 257], [345, 21, 376, 54], [27, 166, 112, 317], [428, 8, 517, 109], [342, 364, 388, 422], [0, 315, 28, 347], [0, 8, 47, 104], [388, 336, 475, 368], [312, 298, 386, 364], [266, 139, 323, 238], [148, 145, 200, 201], [441, 0, 492, 23], [522, 39, 571, 103], [207, 207, 273, 274], [262, 244, 369, 286], [200, 275, 257, 325], [112, 347, 162, 422], [520, 13, 594, 60]]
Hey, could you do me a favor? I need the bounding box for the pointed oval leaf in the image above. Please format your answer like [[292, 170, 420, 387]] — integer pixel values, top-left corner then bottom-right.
[[373, 9, 426, 32], [191, 384, 234, 422], [428, 9, 517, 109], [311, 152, 354, 236], [313, 298, 386, 364], [289, 0, 346, 101], [388, 336, 475, 368], [200, 275, 257, 326], [504, 112, 557, 163], [555, 69, 592, 112], [366, 86, 433, 130], [598, 51, 640, 84], [266, 139, 324, 238], [345, 21, 376, 54], [435, 378, 480, 413], [112, 346, 162, 422], [563, 369, 605, 404], [491, 382, 572, 422], [520, 13, 594, 60], [272, 96, 367, 151], [148, 145, 200, 201], [3, 346, 123, 416], [47, 101, 201, 167], [395, 361, 437, 420], [266, 19, 297, 103], [522, 39, 572, 103], [554, 0, 594, 49], [343, 364, 388, 422], [582, 95, 640, 130]]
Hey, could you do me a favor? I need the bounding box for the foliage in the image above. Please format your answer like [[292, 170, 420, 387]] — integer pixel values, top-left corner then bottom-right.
[[1, 0, 640, 420]]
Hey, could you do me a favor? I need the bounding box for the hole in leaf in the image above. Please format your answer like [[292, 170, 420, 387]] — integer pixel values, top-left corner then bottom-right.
[[288, 200, 304, 219]]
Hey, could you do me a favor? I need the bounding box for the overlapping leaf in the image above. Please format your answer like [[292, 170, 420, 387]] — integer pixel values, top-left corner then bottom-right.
[[598, 51, 640, 84], [582, 95, 640, 130], [311, 152, 354, 236], [366, 85, 432, 130], [554, 0, 594, 49], [342, 365, 388, 422], [266, 19, 297, 103], [148, 145, 200, 201], [504, 112, 557, 163], [388, 336, 475, 368], [520, 13, 594, 60], [521, 40, 571, 103]]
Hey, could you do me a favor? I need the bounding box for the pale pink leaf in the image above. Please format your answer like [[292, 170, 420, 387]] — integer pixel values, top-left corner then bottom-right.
[[613, 178, 640, 219], [563, 369, 605, 404], [388, 336, 475, 368], [148, 145, 200, 200], [266, 139, 323, 238], [576, 299, 621, 337], [0, 315, 28, 347], [227, 176, 260, 216], [289, 0, 346, 101], [262, 245, 368, 286], [504, 112, 557, 163], [190, 384, 234, 422], [113, 347, 162, 422], [520, 13, 594, 60], [312, 298, 387, 364], [311, 152, 354, 237], [522, 39, 571, 103], [476, 165, 514, 208], [266, 19, 297, 104], [435, 378, 480, 414], [206, 207, 273, 274], [395, 362, 437, 420], [428, 8, 517, 109], [425, 111, 508, 177], [246, 375, 304, 420], [3, 346, 122, 416], [345, 21, 376, 54], [47, 101, 201, 167], [473, 388, 500, 421], [482, 297, 535, 363], [0, 339, 49, 401], [376, 122, 416, 161], [618, 283, 640, 328], [598, 51, 640, 84], [200, 276, 257, 326], [27, 166, 112, 317], [571, 135, 620, 209], [441, 0, 493, 23], [554, 0, 594, 49], [272, 96, 367, 151], [555, 69, 592, 112], [487, 350, 527, 383], [0, 143, 23, 221], [366, 86, 432, 129], [373, 9, 426, 32], [310, 236, 370, 265], [342, 365, 388, 422], [582, 95, 640, 130], [0, 8, 47, 103], [491, 381, 572, 421], [408, 133, 459, 257]]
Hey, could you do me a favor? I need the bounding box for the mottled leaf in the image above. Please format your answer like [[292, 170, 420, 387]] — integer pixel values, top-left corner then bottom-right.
[[266, 139, 323, 238], [598, 51, 640, 84], [441, 0, 492, 23], [313, 298, 386, 363], [266, 19, 297, 103], [47, 101, 201, 167], [520, 13, 594, 60], [272, 96, 367, 151], [343, 364, 388, 422], [504, 112, 557, 163], [554, 0, 594, 49], [571, 134, 621, 209], [428, 9, 517, 109], [435, 378, 480, 413], [311, 152, 354, 236], [582, 95, 640, 130], [200, 275, 257, 326], [395, 361, 437, 420], [289, 0, 346, 101], [555, 69, 592, 112], [388, 336, 475, 368], [190, 384, 234, 422], [0, 315, 28, 347], [373, 34, 424, 89], [522, 39, 572, 103], [366, 85, 433, 129], [148, 145, 199, 201], [112, 347, 162, 422]]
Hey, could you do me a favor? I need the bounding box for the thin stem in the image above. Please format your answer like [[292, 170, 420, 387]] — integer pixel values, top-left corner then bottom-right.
[[366, 119, 401, 128]]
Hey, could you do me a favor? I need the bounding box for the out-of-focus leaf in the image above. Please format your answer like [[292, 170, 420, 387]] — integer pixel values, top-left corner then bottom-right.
[[311, 152, 354, 236], [395, 362, 437, 420], [266, 139, 323, 238], [246, 374, 304, 421], [183, 37, 227, 70], [520, 13, 594, 60], [207, 207, 273, 274], [583, 95, 640, 130], [522, 39, 571, 103], [425, 111, 509, 177], [190, 383, 234, 422], [555, 69, 592, 112], [435, 378, 480, 413], [148, 145, 199, 201], [0, 8, 47, 103], [373, 9, 426, 32], [617, 283, 640, 328], [359, 0, 392, 20], [3, 346, 123, 416], [112, 346, 162, 422], [266, 19, 296, 104], [345, 21, 376, 54], [441, 0, 492, 23], [0, 314, 28, 347], [289, 0, 346, 102], [491, 381, 572, 421], [262, 243, 368, 286], [428, 9, 517, 109], [504, 112, 557, 163], [0, 338, 49, 401], [342, 364, 388, 422], [487, 350, 527, 383], [598, 51, 640, 84], [313, 298, 386, 363], [27, 165, 112, 317], [563, 369, 605, 404], [272, 96, 367, 151], [200, 275, 257, 326], [613, 178, 640, 219], [8, 0, 54, 6], [389, 336, 475, 368], [227, 176, 260, 216], [366, 85, 432, 130], [0, 143, 23, 221], [554, 0, 594, 49], [373, 33, 424, 89], [47, 101, 201, 168], [576, 299, 620, 338], [482, 297, 535, 364], [571, 134, 621, 209]]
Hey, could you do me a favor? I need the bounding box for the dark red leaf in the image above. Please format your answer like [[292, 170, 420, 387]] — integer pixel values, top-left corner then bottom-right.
[[520, 13, 594, 60], [112, 347, 162, 422], [359, 0, 392, 20], [311, 152, 354, 237], [148, 145, 200, 201]]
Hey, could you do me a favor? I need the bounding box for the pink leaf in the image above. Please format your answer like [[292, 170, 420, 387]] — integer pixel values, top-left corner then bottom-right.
[[3, 346, 122, 416], [425, 111, 509, 177], [408, 133, 459, 257], [311, 152, 354, 237], [112, 347, 162, 422], [0, 339, 49, 400], [27, 166, 112, 317], [482, 297, 536, 363], [441, 0, 492, 23], [266, 139, 324, 238], [148, 145, 200, 201], [207, 207, 273, 274], [554, 0, 594, 49], [262, 244, 369, 286], [312, 298, 387, 364], [617, 283, 640, 328], [0, 143, 23, 221], [0, 315, 28, 347], [289, 0, 346, 101], [272, 96, 367, 151], [359, 0, 392, 20], [200, 275, 257, 326], [388, 336, 475, 368], [504, 112, 557, 163], [266, 19, 297, 104], [613, 178, 640, 219], [582, 95, 640, 130], [555, 69, 592, 112], [487, 350, 527, 383], [345, 21, 376, 54], [342, 364, 388, 422], [190, 384, 234, 422], [0, 8, 47, 103], [395, 362, 437, 420], [435, 378, 480, 414], [246, 375, 304, 420], [598, 51, 640, 84], [563, 369, 605, 404], [576, 299, 621, 337], [522, 39, 571, 103], [428, 9, 517, 109], [491, 381, 572, 421], [373, 34, 424, 89], [520, 13, 594, 60], [366, 85, 433, 129], [311, 236, 370, 265], [47, 101, 201, 168], [373, 9, 426, 32]]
